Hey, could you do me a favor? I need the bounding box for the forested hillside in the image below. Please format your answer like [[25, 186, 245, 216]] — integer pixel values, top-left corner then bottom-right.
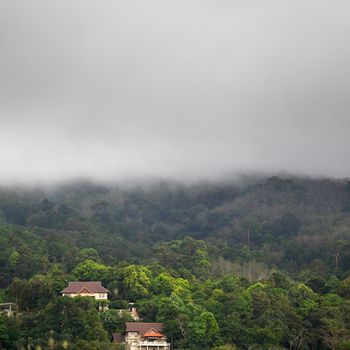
[[1, 176, 350, 349]]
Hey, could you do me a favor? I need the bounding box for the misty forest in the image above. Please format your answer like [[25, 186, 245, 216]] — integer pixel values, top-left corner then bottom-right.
[[2, 0, 350, 348], [0, 176, 350, 349]]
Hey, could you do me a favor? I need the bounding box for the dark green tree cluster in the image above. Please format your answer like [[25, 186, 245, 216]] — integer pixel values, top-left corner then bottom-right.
[[1, 239, 349, 349], [0, 176, 350, 348]]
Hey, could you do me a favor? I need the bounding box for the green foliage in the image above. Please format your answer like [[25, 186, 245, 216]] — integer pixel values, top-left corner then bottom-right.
[[188, 311, 219, 349], [78, 248, 101, 263], [0, 315, 9, 349], [122, 265, 151, 300], [100, 309, 132, 334], [8, 251, 20, 267], [212, 345, 237, 350], [338, 277, 350, 298], [153, 237, 210, 277], [1, 177, 350, 349], [43, 297, 108, 342], [289, 283, 319, 316], [72, 260, 109, 281]]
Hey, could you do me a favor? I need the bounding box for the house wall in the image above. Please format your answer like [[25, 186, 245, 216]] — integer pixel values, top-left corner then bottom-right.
[[62, 292, 108, 300], [124, 333, 170, 350], [125, 332, 140, 350]]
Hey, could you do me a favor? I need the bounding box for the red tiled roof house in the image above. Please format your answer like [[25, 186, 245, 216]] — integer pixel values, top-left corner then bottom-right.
[[114, 322, 170, 350], [61, 281, 109, 300]]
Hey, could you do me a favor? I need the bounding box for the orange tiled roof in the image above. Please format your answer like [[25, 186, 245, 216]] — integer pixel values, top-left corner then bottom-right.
[[144, 329, 164, 338]]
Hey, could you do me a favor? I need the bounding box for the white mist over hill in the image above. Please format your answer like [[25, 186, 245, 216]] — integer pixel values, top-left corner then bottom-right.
[[1, 1, 350, 183]]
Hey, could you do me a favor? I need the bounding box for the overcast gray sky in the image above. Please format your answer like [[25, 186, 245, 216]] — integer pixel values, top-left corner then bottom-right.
[[1, 0, 350, 184]]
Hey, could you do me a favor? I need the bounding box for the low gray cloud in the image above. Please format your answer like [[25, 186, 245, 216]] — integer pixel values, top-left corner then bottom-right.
[[1, 0, 350, 183]]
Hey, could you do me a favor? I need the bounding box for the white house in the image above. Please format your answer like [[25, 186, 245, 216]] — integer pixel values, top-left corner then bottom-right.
[[0, 303, 17, 317], [113, 322, 171, 350], [61, 281, 109, 300]]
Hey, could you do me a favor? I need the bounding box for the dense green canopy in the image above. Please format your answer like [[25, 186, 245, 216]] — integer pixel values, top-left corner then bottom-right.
[[0, 177, 350, 349]]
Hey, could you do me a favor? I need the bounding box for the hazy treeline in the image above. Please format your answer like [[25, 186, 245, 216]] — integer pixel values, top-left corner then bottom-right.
[[0, 176, 350, 349]]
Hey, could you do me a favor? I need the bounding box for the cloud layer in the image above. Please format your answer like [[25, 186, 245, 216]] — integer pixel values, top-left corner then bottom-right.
[[1, 1, 350, 183]]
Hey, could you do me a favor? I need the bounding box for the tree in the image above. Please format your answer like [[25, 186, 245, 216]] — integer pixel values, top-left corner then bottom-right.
[[72, 260, 109, 282], [272, 214, 301, 237], [327, 240, 347, 269], [43, 297, 108, 342], [289, 283, 319, 317], [122, 265, 151, 300], [77, 248, 101, 263], [321, 318, 350, 350], [212, 345, 237, 350], [188, 311, 219, 349], [0, 316, 9, 349], [337, 277, 350, 298], [100, 309, 129, 334]]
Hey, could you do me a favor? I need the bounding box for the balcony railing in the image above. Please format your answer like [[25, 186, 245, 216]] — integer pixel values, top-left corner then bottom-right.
[[138, 341, 170, 347]]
